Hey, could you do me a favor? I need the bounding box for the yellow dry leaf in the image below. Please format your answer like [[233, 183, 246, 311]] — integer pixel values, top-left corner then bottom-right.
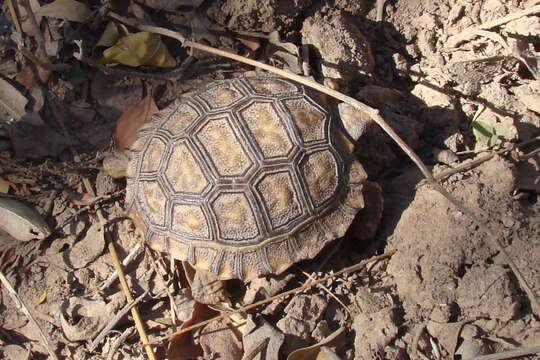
[[38, 290, 47, 304], [102, 32, 176, 68]]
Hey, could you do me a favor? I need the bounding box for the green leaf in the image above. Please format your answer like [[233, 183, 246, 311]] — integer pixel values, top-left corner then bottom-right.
[[472, 120, 495, 144]]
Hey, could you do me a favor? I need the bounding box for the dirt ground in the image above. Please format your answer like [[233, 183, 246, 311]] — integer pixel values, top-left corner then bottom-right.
[[0, 0, 539, 359]]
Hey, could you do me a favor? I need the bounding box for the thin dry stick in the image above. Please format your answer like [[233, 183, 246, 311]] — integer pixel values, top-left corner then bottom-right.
[[0, 271, 59, 360], [468, 345, 540, 360], [434, 136, 540, 181], [151, 251, 396, 343], [99, 242, 143, 291], [299, 268, 352, 317], [89, 290, 148, 351], [109, 242, 157, 360], [107, 12, 540, 318], [447, 4, 540, 47]]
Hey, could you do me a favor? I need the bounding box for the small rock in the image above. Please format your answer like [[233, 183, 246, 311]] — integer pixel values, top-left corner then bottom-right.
[[455, 338, 492, 359], [103, 150, 130, 179], [66, 222, 105, 269], [514, 81, 540, 114], [243, 317, 285, 360], [311, 320, 331, 342], [302, 9, 374, 81], [96, 170, 118, 196], [243, 273, 294, 304], [277, 294, 327, 353], [60, 297, 112, 341], [191, 269, 228, 305], [353, 307, 399, 360], [2, 344, 30, 360], [460, 324, 480, 340], [199, 319, 243, 360]]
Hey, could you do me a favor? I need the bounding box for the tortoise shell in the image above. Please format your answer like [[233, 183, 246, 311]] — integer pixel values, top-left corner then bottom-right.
[[126, 76, 367, 280]]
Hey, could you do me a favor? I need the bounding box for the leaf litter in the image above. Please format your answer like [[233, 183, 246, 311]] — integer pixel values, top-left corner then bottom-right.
[[0, 1, 539, 360]]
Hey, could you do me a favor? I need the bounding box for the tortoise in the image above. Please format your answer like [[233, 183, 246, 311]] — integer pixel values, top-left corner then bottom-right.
[[125, 75, 371, 280]]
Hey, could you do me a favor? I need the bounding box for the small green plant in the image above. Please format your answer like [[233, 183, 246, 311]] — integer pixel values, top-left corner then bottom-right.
[[472, 120, 509, 147]]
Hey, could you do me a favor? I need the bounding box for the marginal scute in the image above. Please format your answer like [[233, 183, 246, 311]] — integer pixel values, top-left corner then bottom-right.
[[211, 192, 259, 241], [140, 138, 166, 173], [171, 203, 210, 239], [282, 98, 327, 143], [256, 171, 303, 229], [239, 101, 294, 159], [138, 180, 167, 226], [301, 150, 339, 208], [196, 117, 253, 177], [165, 143, 209, 194]]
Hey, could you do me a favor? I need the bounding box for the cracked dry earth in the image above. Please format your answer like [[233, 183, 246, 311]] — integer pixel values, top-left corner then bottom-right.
[[1, 0, 540, 359]]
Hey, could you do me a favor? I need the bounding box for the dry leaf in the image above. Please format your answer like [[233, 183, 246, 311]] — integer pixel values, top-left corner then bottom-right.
[[96, 21, 124, 48], [114, 94, 158, 149], [0, 78, 28, 120], [238, 37, 261, 51], [167, 302, 208, 360], [35, 0, 91, 23], [0, 197, 51, 241], [287, 327, 346, 360], [17, 0, 43, 38], [0, 177, 10, 193], [38, 290, 47, 304], [102, 32, 176, 68]]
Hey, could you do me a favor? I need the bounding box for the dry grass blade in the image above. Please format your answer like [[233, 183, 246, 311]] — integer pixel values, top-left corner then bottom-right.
[[108, 242, 157, 360], [0, 270, 60, 360], [107, 11, 540, 319]]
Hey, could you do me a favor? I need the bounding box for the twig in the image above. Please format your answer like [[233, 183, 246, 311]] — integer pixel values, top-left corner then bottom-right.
[[466, 345, 540, 360], [109, 242, 157, 360], [78, 56, 188, 81], [146, 247, 179, 331], [299, 268, 352, 317], [477, 5, 540, 30], [54, 189, 125, 232], [150, 251, 396, 344], [434, 136, 540, 181], [0, 270, 59, 360], [106, 327, 135, 360], [447, 4, 540, 47], [89, 290, 148, 351], [99, 243, 143, 291], [107, 11, 540, 319]]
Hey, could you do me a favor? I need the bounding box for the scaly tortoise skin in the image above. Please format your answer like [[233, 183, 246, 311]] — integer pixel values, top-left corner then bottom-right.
[[126, 76, 367, 280]]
